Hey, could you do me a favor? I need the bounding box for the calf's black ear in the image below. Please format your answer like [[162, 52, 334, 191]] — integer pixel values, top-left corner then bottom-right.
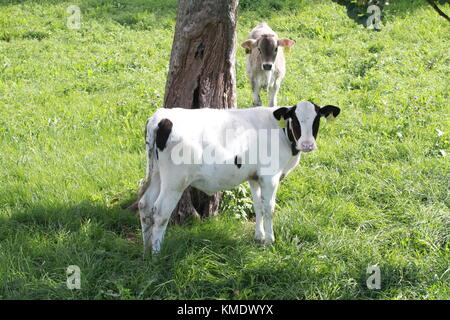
[[273, 106, 296, 120], [273, 107, 288, 120], [318, 105, 340, 118]]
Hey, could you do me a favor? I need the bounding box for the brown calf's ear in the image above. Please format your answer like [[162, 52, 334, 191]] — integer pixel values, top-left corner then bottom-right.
[[241, 39, 257, 50], [278, 38, 295, 48], [318, 105, 341, 122]]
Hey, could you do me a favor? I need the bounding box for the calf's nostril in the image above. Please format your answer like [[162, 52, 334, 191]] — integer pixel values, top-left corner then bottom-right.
[[262, 64, 272, 70], [301, 142, 315, 151]]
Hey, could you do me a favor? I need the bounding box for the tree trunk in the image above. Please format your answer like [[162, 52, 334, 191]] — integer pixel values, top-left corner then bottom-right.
[[164, 0, 239, 223]]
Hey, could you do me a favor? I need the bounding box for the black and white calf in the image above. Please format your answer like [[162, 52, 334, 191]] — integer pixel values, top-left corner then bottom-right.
[[138, 101, 340, 254]]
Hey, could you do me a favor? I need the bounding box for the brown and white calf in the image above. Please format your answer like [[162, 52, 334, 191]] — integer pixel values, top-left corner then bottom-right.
[[241, 22, 295, 108]]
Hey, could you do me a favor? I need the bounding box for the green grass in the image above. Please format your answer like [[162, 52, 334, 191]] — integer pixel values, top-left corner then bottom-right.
[[0, 0, 449, 299]]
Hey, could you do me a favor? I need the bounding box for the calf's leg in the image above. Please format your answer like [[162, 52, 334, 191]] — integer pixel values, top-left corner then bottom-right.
[[268, 78, 281, 108], [259, 176, 280, 245], [251, 77, 262, 106], [138, 172, 161, 256], [151, 188, 184, 254], [249, 179, 264, 243]]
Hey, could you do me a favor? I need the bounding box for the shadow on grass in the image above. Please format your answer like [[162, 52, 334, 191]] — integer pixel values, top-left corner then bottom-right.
[[1, 199, 437, 299], [0, 0, 359, 27], [332, 0, 375, 27], [0, 201, 249, 298], [331, 0, 448, 26], [332, 0, 447, 27], [0, 0, 178, 30], [0, 0, 327, 32], [1, 0, 446, 24], [0, 200, 339, 299]]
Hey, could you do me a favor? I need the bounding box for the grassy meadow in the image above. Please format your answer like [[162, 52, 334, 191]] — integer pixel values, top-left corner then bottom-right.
[[0, 0, 449, 299]]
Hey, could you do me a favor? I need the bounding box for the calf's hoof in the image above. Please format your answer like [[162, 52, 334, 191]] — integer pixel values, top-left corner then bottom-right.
[[254, 237, 265, 244], [254, 231, 265, 244], [253, 98, 262, 107], [264, 236, 275, 246]]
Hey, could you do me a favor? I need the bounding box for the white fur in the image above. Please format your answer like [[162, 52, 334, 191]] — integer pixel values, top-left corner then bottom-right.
[[138, 101, 321, 254]]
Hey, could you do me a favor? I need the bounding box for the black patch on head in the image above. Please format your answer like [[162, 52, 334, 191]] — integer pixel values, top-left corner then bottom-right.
[[308, 102, 320, 139], [275, 106, 301, 156], [155, 118, 173, 151], [234, 155, 242, 169], [291, 144, 299, 156], [310, 101, 320, 111], [289, 112, 301, 140], [312, 115, 320, 139], [309, 101, 322, 139]]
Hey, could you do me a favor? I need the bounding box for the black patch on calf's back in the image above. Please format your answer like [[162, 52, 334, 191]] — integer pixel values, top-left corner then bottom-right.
[[234, 155, 242, 169], [155, 119, 173, 151]]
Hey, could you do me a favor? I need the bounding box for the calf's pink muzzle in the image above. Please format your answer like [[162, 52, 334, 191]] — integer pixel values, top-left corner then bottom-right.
[[300, 141, 316, 153]]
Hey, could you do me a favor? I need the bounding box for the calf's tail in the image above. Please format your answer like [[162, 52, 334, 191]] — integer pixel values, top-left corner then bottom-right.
[[125, 117, 159, 212]]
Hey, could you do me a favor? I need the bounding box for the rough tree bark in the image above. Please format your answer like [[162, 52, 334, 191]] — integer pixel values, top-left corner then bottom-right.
[[163, 0, 239, 223]]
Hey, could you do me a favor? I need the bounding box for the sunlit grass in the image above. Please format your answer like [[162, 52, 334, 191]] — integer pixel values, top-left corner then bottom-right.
[[0, 0, 448, 299]]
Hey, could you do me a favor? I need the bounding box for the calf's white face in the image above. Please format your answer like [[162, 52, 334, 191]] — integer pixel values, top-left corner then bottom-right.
[[273, 101, 341, 153]]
